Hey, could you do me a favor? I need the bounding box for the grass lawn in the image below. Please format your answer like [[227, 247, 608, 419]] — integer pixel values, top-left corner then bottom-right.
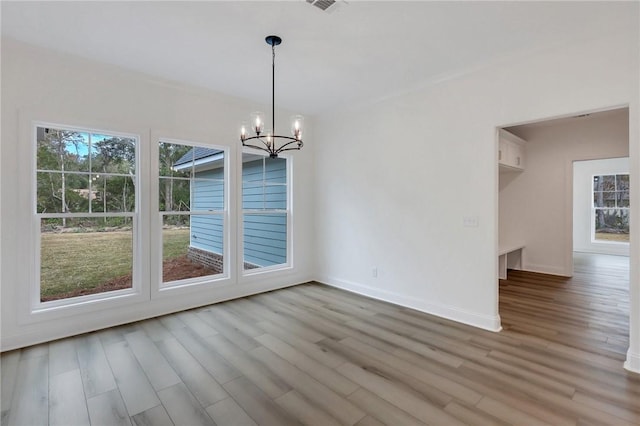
[[595, 232, 629, 242], [163, 228, 191, 259], [41, 228, 190, 300]]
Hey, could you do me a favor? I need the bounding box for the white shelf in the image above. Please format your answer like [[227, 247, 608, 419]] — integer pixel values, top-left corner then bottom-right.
[[498, 244, 525, 280]]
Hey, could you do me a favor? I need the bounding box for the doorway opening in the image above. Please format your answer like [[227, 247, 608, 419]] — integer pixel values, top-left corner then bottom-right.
[[497, 107, 630, 361]]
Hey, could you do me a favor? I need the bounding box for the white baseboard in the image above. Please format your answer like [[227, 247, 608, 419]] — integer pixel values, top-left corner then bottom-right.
[[574, 247, 630, 256], [624, 349, 640, 374], [522, 262, 572, 277], [316, 275, 502, 332]]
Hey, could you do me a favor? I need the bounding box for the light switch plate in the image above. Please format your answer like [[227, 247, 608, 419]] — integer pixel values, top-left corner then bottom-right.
[[463, 216, 479, 227]]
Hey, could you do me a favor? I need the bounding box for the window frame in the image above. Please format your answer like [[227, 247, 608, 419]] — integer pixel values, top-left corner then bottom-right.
[[240, 149, 293, 276], [30, 121, 143, 314], [23, 122, 293, 323], [155, 137, 230, 293], [591, 173, 630, 245]]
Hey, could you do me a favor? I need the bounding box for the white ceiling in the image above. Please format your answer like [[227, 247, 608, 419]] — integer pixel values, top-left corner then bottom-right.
[[2, 1, 637, 115]]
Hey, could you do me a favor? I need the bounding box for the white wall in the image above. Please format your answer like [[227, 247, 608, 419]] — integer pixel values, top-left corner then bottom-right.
[[0, 39, 315, 351], [313, 28, 640, 373], [574, 157, 630, 256], [625, 17, 640, 374], [501, 110, 629, 275]]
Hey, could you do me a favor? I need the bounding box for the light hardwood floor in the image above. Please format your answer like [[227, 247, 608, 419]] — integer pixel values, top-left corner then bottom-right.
[[2, 253, 639, 425]]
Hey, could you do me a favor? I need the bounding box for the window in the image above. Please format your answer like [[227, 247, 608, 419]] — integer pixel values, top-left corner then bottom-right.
[[33, 124, 288, 308], [242, 153, 289, 271], [159, 142, 226, 286], [35, 125, 137, 304], [593, 174, 629, 242]]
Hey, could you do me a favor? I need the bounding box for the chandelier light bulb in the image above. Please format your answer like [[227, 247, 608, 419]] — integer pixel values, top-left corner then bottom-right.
[[265, 129, 273, 148], [240, 122, 249, 141], [291, 115, 304, 140], [251, 112, 265, 135]]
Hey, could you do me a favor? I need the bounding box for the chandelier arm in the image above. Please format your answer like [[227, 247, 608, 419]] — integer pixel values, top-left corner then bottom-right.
[[242, 135, 272, 150], [242, 136, 269, 152], [275, 146, 303, 154], [241, 142, 272, 155], [272, 138, 302, 152], [243, 134, 301, 157], [271, 135, 299, 142]]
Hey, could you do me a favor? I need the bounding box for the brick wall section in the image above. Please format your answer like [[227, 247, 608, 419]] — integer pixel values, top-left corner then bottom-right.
[[187, 246, 262, 272], [186, 246, 223, 274]]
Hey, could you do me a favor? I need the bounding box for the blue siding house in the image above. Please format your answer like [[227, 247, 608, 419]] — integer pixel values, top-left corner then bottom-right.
[[173, 148, 287, 269], [242, 157, 287, 268], [191, 168, 224, 255]]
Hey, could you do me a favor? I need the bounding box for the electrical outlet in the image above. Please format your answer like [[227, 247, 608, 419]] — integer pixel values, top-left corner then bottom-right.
[[372, 267, 378, 278]]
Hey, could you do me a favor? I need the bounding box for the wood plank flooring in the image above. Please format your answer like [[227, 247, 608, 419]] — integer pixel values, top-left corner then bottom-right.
[[2, 253, 639, 425]]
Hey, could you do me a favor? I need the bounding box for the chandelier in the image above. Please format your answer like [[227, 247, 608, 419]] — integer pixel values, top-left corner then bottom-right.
[[240, 35, 304, 158]]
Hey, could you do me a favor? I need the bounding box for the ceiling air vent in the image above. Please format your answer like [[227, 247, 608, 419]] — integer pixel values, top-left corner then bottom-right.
[[306, 0, 345, 13]]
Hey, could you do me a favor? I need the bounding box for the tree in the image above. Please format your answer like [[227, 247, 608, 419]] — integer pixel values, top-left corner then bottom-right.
[[37, 128, 87, 226], [93, 137, 135, 222], [159, 142, 191, 213], [37, 130, 139, 228]]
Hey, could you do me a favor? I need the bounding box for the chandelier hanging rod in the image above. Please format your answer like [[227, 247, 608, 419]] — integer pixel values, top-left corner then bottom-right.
[[270, 35, 277, 137], [240, 35, 304, 159]]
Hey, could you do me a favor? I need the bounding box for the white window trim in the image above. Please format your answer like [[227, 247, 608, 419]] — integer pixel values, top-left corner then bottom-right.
[[20, 121, 294, 326], [240, 149, 293, 277], [152, 137, 231, 296], [27, 121, 146, 321]]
